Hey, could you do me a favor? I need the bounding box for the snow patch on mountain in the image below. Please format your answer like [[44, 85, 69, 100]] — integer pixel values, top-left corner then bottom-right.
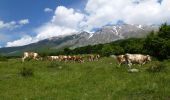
[[88, 33, 94, 39], [113, 26, 119, 35], [137, 25, 144, 30]]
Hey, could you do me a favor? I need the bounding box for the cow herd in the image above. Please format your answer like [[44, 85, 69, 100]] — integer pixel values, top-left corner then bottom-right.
[[22, 52, 100, 63], [47, 55, 84, 63], [22, 52, 152, 68]]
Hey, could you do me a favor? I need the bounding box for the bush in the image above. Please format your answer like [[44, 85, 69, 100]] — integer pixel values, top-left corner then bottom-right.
[[19, 67, 34, 77], [146, 61, 167, 72]]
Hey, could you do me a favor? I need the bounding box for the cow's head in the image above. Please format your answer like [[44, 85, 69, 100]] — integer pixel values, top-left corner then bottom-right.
[[116, 55, 126, 63], [146, 55, 151, 62]]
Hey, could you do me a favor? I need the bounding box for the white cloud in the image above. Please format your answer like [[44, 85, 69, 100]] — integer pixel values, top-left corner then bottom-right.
[[0, 19, 29, 30], [44, 8, 53, 12], [84, 0, 170, 30], [0, 20, 17, 30], [36, 23, 77, 40], [36, 6, 84, 40], [6, 0, 170, 47], [51, 6, 85, 29], [19, 19, 29, 25], [6, 35, 37, 47]]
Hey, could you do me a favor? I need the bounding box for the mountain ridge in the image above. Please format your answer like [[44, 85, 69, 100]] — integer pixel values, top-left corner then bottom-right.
[[0, 24, 159, 56]]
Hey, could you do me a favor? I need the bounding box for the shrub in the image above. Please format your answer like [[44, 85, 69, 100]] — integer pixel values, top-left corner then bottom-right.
[[146, 61, 167, 72], [19, 67, 34, 77]]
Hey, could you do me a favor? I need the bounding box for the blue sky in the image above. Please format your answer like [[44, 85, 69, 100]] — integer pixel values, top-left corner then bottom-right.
[[0, 0, 87, 47], [0, 0, 170, 47]]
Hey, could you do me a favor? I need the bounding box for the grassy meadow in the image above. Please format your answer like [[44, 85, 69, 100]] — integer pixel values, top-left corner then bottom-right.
[[0, 57, 170, 100]]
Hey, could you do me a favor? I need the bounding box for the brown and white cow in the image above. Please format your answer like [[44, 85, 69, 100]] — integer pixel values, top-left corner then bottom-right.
[[124, 53, 151, 67], [22, 52, 41, 62], [116, 55, 126, 66]]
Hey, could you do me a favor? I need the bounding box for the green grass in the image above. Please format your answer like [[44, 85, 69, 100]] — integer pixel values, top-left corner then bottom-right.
[[0, 58, 170, 100]]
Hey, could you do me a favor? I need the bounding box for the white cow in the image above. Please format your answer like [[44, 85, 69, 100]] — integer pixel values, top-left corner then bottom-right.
[[22, 52, 41, 62], [125, 53, 151, 67]]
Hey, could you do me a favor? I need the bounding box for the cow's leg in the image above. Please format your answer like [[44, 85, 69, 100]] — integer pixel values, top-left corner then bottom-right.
[[33, 57, 36, 60], [128, 63, 132, 68], [142, 62, 146, 65], [35, 57, 39, 61], [22, 56, 28, 62], [127, 60, 132, 68], [22, 57, 25, 62], [118, 62, 121, 67]]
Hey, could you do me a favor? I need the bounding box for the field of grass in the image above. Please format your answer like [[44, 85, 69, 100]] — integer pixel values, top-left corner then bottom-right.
[[0, 57, 170, 100]]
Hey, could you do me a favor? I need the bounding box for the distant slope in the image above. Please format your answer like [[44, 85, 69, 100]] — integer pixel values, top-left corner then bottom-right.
[[0, 24, 158, 56]]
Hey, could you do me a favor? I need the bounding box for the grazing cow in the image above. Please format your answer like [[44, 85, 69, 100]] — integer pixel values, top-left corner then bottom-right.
[[22, 52, 41, 62], [62, 55, 68, 61], [58, 55, 70, 62], [74, 56, 84, 63], [47, 56, 59, 61], [124, 53, 151, 67], [67, 55, 72, 61], [116, 55, 126, 66], [88, 54, 100, 61]]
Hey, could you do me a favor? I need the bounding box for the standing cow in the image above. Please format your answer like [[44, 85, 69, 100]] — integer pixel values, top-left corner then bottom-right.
[[22, 52, 41, 62], [124, 53, 151, 67]]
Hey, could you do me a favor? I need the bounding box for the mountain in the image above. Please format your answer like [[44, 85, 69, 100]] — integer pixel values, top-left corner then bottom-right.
[[0, 24, 159, 56]]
